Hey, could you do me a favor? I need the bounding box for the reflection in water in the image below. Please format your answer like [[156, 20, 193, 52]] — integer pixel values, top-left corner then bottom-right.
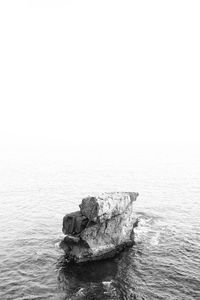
[[58, 255, 119, 299], [57, 248, 144, 300]]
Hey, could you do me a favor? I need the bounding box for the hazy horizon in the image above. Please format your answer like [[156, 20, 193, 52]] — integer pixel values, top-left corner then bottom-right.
[[1, 0, 200, 167]]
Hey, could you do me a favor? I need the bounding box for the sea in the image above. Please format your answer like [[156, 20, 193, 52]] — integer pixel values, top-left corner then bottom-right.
[[0, 158, 200, 299]]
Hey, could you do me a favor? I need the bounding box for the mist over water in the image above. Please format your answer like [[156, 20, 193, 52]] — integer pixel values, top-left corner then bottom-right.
[[1, 0, 200, 298], [0, 159, 200, 299]]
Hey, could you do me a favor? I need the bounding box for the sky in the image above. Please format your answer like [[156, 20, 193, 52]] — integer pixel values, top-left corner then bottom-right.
[[0, 1, 200, 164]]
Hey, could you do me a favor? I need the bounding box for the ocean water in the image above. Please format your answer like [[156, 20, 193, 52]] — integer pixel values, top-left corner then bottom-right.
[[0, 160, 200, 299]]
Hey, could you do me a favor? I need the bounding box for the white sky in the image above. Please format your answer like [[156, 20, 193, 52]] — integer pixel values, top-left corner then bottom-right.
[[0, 1, 200, 164]]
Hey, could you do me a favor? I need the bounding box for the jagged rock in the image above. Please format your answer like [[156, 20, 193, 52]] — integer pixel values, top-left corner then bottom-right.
[[60, 192, 139, 263], [79, 192, 138, 222], [62, 211, 88, 235]]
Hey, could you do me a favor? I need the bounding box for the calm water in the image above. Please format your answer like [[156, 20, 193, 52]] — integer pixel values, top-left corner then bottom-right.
[[0, 161, 200, 299]]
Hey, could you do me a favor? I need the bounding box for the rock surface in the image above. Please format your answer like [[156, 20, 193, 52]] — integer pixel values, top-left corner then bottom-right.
[[60, 192, 139, 263]]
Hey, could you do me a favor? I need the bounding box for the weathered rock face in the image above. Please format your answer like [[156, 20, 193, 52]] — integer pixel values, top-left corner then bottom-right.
[[60, 192, 139, 263]]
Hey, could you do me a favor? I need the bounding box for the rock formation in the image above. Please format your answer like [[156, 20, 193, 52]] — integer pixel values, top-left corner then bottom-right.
[[60, 192, 139, 263]]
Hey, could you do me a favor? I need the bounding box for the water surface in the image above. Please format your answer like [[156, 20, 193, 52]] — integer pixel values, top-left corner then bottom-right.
[[0, 161, 200, 299]]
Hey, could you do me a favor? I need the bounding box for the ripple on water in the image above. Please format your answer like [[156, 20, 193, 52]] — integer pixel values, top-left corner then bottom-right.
[[1, 164, 200, 299]]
